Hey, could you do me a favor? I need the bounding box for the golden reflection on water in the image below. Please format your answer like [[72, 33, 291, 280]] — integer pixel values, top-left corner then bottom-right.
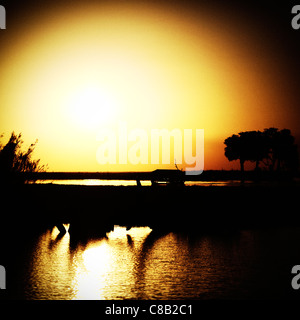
[[72, 226, 152, 300], [35, 179, 152, 186], [26, 225, 73, 299], [26, 225, 153, 299], [25, 224, 262, 300]]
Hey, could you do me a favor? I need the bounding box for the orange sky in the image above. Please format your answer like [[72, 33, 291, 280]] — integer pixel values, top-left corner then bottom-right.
[[0, 1, 299, 172]]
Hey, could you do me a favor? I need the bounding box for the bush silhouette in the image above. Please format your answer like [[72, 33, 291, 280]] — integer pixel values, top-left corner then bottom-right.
[[0, 132, 46, 184]]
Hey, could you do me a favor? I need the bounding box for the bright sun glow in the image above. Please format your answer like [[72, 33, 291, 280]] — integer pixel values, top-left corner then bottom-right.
[[66, 86, 118, 130], [0, 2, 290, 171]]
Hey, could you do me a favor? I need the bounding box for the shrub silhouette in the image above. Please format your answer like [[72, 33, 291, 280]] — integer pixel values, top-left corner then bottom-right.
[[0, 132, 46, 184]]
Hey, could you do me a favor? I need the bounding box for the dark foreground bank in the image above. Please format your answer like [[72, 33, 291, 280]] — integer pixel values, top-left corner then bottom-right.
[[1, 182, 299, 235]]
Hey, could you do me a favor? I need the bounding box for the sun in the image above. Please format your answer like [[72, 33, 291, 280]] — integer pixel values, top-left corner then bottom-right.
[[66, 86, 118, 130], [0, 2, 290, 171]]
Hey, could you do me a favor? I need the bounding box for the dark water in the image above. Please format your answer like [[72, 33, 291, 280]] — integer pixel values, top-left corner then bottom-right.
[[4, 225, 300, 300]]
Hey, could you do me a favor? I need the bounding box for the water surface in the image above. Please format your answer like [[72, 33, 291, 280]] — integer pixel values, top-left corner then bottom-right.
[[19, 225, 300, 299]]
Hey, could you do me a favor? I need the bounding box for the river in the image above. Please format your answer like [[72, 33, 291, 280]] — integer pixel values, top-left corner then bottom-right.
[[7, 225, 300, 299]]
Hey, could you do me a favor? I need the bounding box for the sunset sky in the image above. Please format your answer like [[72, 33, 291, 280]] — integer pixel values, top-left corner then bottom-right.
[[0, 0, 299, 172]]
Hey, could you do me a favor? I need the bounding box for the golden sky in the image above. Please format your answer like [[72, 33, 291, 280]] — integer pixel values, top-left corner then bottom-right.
[[0, 1, 299, 171]]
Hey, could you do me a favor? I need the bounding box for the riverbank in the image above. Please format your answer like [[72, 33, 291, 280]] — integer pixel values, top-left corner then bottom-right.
[[21, 169, 300, 182], [2, 182, 299, 236]]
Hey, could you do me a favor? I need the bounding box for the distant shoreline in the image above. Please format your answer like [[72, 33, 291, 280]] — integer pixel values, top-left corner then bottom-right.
[[21, 169, 299, 182]]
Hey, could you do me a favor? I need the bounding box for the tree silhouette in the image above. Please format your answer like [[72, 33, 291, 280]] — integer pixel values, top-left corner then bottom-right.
[[0, 132, 46, 184], [263, 128, 299, 172], [224, 134, 246, 173], [224, 131, 264, 173], [243, 131, 267, 171], [224, 128, 299, 175]]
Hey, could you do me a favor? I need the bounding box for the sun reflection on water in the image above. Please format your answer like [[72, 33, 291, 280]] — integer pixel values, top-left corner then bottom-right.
[[24, 223, 267, 299], [26, 225, 153, 299], [72, 241, 112, 299], [71, 226, 152, 300]]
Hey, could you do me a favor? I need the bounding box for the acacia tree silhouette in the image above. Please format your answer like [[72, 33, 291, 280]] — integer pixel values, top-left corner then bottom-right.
[[262, 128, 299, 172], [224, 128, 298, 176], [224, 132, 253, 173], [0, 132, 46, 184]]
